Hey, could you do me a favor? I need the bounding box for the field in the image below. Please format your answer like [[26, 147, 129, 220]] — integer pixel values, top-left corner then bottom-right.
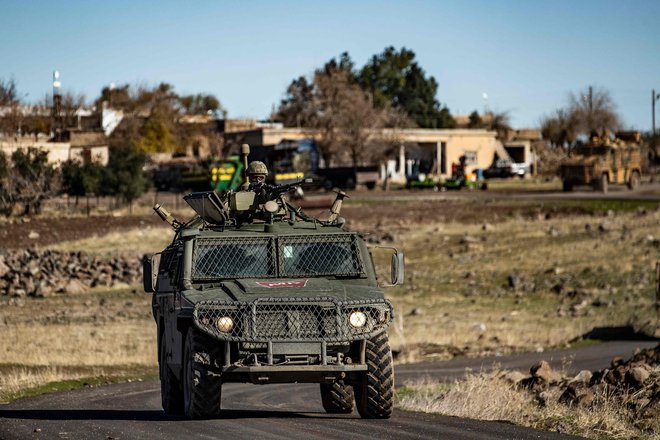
[[0, 191, 658, 437]]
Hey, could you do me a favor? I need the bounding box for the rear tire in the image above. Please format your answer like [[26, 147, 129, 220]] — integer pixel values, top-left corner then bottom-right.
[[320, 381, 355, 414], [598, 173, 609, 193], [628, 171, 640, 190], [159, 332, 183, 415], [354, 332, 394, 419], [562, 180, 573, 192], [183, 328, 223, 419]]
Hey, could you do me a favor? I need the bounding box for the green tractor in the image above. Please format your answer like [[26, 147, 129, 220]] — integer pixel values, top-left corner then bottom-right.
[[210, 156, 245, 192]]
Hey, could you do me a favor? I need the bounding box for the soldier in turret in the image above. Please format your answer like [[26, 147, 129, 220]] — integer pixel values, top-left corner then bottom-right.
[[247, 161, 269, 185]]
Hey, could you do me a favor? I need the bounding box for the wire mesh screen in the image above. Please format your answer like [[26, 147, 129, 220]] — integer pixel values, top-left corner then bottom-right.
[[279, 234, 364, 277], [194, 297, 393, 343], [192, 237, 275, 280]]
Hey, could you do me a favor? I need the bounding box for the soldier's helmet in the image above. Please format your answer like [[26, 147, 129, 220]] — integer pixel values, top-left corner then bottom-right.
[[247, 161, 268, 183]]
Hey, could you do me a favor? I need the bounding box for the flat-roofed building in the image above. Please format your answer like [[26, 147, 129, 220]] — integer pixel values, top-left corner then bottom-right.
[[224, 126, 510, 183]]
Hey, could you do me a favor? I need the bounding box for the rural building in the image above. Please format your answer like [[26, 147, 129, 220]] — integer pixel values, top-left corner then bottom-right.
[[223, 125, 514, 184]]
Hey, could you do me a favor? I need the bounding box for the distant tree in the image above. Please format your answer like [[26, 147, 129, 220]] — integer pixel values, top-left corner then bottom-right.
[[357, 46, 454, 128], [0, 152, 10, 215], [540, 108, 579, 148], [0, 77, 19, 106], [95, 84, 134, 111], [314, 69, 386, 166], [274, 47, 455, 131], [568, 86, 620, 135], [59, 91, 87, 128], [320, 52, 356, 77], [468, 110, 483, 128], [179, 93, 225, 115], [102, 144, 150, 212], [540, 86, 620, 149], [486, 110, 512, 141], [0, 148, 60, 215], [136, 113, 179, 153], [61, 160, 104, 203], [0, 77, 23, 136], [272, 76, 315, 127]]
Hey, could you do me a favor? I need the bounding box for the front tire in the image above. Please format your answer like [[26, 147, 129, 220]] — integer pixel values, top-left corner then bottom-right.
[[354, 332, 394, 419], [183, 328, 223, 419], [597, 173, 609, 193], [320, 381, 355, 414], [628, 171, 640, 190], [159, 332, 183, 415]]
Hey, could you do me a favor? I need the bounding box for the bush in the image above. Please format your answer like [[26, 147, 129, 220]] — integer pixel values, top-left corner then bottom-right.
[[0, 148, 60, 215]]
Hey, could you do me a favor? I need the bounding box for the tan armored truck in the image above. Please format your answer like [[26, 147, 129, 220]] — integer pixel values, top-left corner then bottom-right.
[[560, 131, 642, 193]]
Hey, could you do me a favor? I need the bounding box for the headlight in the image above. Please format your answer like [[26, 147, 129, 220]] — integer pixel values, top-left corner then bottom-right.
[[349, 311, 367, 328], [215, 316, 234, 333]]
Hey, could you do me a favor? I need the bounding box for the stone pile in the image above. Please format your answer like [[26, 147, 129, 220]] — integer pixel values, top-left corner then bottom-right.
[[0, 248, 141, 297], [505, 344, 659, 423]]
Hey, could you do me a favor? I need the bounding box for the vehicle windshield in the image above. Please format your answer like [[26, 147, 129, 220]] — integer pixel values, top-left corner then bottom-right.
[[191, 234, 364, 280]]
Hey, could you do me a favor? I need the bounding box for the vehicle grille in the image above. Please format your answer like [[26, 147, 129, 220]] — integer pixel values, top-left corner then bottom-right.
[[193, 297, 393, 342]]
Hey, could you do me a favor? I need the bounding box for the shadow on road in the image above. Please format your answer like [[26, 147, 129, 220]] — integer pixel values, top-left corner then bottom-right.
[[578, 326, 659, 342], [0, 408, 350, 421]]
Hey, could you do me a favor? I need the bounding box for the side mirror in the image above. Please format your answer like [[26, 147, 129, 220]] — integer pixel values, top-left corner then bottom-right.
[[142, 254, 160, 293], [391, 251, 405, 285]]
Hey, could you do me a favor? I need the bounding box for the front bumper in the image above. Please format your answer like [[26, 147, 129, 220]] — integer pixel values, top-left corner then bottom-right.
[[222, 364, 368, 384]]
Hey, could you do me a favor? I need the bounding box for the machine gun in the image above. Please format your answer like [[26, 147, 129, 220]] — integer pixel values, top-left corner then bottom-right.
[[249, 178, 312, 202]]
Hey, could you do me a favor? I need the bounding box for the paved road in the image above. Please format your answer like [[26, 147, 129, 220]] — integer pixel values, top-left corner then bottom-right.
[[0, 341, 655, 440]]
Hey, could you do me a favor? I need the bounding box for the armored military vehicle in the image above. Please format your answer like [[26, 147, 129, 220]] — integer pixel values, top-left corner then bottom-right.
[[560, 131, 642, 193], [144, 145, 403, 419]]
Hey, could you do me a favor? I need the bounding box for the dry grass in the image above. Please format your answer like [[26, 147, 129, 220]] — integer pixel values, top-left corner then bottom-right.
[[49, 225, 174, 257], [380, 208, 660, 361], [0, 286, 157, 402], [397, 373, 659, 440]]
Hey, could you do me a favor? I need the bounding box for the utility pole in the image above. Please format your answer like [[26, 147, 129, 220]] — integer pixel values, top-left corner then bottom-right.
[[653, 89, 657, 139], [588, 85, 593, 134], [653, 89, 660, 163]]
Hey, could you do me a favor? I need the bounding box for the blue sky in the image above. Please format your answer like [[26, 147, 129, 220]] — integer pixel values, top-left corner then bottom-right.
[[1, 0, 659, 130]]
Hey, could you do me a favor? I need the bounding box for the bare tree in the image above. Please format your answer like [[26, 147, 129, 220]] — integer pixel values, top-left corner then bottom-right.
[[568, 86, 620, 135], [311, 69, 386, 167], [484, 110, 512, 141], [0, 77, 23, 136], [540, 108, 579, 148], [541, 86, 621, 149]]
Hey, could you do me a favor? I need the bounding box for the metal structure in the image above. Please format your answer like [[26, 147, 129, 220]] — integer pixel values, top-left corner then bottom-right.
[[51, 71, 64, 141]]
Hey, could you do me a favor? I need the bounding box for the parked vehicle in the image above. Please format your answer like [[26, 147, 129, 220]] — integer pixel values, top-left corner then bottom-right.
[[483, 159, 529, 179]]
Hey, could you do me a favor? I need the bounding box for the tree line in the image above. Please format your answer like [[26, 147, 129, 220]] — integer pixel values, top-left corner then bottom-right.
[[0, 145, 149, 216], [271, 47, 455, 166]]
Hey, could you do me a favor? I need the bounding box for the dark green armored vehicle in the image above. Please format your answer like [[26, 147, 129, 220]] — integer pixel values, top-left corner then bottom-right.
[[143, 146, 403, 420]]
